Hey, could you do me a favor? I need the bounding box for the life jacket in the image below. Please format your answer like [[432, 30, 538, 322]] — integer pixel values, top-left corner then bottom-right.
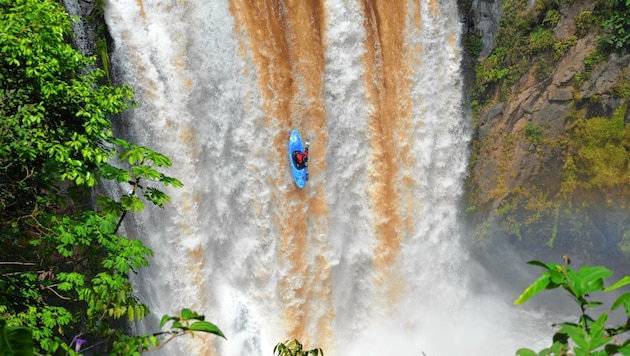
[[296, 152, 303, 164]]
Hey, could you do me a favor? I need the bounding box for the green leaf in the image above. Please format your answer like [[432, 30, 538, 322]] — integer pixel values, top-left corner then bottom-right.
[[558, 324, 588, 350], [128, 305, 135, 321], [575, 266, 612, 294], [100, 163, 132, 183], [515, 349, 538, 356], [548, 265, 567, 286], [188, 321, 226, 339], [145, 152, 171, 167], [119, 147, 145, 165], [144, 188, 170, 208], [0, 321, 34, 356], [160, 175, 184, 188], [96, 196, 123, 216], [604, 276, 630, 292], [514, 273, 551, 305], [549, 341, 569, 355], [159, 315, 179, 329], [585, 314, 609, 349], [614, 345, 630, 356], [132, 165, 161, 180], [527, 260, 553, 270], [120, 195, 144, 213], [110, 138, 131, 148], [181, 309, 199, 321], [99, 214, 118, 233], [611, 292, 630, 314]]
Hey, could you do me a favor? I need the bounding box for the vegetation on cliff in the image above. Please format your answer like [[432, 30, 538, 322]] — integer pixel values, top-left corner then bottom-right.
[[470, 0, 629, 115], [464, 0, 630, 265]]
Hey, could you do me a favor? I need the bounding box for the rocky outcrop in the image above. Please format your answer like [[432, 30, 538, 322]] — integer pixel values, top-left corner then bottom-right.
[[464, 0, 630, 267], [62, 0, 98, 56], [472, 0, 503, 58]]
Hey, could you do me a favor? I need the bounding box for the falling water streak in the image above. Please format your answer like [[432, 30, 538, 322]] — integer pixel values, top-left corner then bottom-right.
[[105, 1, 259, 355], [227, 0, 334, 349], [105, 1, 220, 354], [279, 0, 335, 348], [398, 0, 472, 343], [410, 0, 469, 288], [62, 0, 97, 58], [322, 0, 376, 344], [361, 0, 414, 308]]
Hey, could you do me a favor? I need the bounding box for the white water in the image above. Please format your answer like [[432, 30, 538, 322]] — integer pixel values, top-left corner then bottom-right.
[[104, 1, 550, 354]]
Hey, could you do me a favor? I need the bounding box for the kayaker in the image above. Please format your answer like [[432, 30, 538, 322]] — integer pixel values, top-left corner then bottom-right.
[[293, 149, 308, 170]]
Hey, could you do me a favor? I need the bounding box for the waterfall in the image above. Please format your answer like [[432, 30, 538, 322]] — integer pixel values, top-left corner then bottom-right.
[[104, 0, 548, 354]]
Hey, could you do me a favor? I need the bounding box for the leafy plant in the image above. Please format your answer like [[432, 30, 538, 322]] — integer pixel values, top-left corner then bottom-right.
[[611, 74, 630, 99], [463, 32, 484, 59], [1, 310, 225, 356], [598, 0, 630, 53], [274, 339, 324, 356], [552, 35, 577, 61], [110, 309, 225, 355], [576, 10, 595, 38], [471, 0, 568, 113], [525, 123, 545, 145], [542, 9, 562, 29], [515, 258, 630, 355], [561, 104, 630, 192], [0, 319, 33, 356], [529, 27, 556, 53], [0, 0, 221, 354]]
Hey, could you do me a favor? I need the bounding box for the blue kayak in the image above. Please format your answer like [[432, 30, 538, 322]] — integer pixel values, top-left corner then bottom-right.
[[288, 129, 309, 188]]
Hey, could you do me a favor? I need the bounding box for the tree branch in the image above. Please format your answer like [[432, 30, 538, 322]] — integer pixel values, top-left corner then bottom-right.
[[42, 284, 71, 300], [1, 270, 46, 277], [145, 331, 199, 353]]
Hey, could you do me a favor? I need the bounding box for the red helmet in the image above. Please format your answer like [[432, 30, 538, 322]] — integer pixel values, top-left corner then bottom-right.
[[296, 153, 303, 163]]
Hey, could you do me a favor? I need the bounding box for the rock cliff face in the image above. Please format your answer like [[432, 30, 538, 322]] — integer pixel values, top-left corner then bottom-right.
[[463, 0, 630, 268]]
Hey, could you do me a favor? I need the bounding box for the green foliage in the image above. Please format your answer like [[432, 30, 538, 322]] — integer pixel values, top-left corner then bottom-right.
[[552, 35, 577, 61], [534, 57, 554, 81], [573, 49, 606, 88], [471, 0, 565, 114], [2, 310, 225, 356], [598, 0, 630, 53], [528, 27, 555, 54], [576, 10, 595, 38], [0, 0, 133, 188], [0, 319, 33, 356], [274, 339, 324, 356], [463, 32, 484, 59], [542, 9, 562, 29], [583, 49, 606, 74], [0, 0, 214, 354], [611, 74, 630, 99], [515, 259, 630, 355], [0, 0, 133, 237], [160, 309, 226, 338], [562, 104, 630, 192], [112, 309, 225, 355], [471, 0, 629, 121], [525, 123, 545, 145]]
